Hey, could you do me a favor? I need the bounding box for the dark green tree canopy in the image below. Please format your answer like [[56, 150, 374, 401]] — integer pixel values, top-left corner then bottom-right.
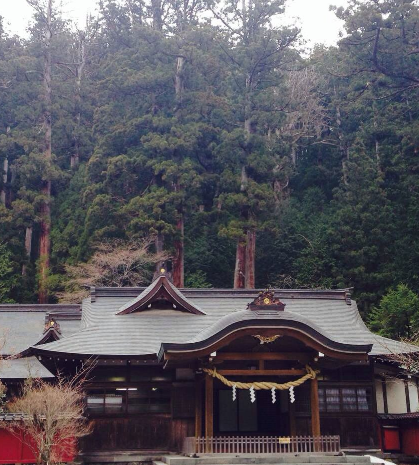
[[0, 0, 419, 342]]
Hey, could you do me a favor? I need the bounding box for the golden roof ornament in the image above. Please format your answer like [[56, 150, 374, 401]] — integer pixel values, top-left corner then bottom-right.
[[248, 288, 285, 311], [253, 335, 281, 344], [43, 318, 61, 334]]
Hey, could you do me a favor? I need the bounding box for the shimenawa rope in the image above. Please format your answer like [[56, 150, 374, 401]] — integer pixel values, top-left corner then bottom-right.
[[203, 365, 318, 390]]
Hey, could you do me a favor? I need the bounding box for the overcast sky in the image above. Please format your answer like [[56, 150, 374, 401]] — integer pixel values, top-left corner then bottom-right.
[[1, 0, 348, 46]]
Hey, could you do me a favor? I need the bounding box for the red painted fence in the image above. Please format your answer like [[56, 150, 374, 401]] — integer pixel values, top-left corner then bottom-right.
[[0, 427, 76, 464]]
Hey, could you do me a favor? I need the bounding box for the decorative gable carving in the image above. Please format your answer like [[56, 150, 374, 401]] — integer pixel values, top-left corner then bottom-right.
[[116, 272, 205, 315], [248, 288, 286, 311], [35, 318, 62, 346]]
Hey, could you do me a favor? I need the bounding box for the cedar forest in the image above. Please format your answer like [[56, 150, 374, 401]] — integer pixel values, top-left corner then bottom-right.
[[0, 0, 419, 339]]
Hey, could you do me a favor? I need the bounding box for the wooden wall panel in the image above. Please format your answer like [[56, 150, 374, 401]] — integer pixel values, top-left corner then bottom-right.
[[172, 385, 195, 419], [170, 418, 195, 451], [341, 417, 378, 446], [320, 416, 379, 447], [83, 416, 172, 451], [83, 415, 194, 452], [295, 417, 311, 436]]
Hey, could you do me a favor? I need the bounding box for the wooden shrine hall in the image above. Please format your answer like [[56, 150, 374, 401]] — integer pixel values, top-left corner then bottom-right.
[[2, 271, 419, 456]]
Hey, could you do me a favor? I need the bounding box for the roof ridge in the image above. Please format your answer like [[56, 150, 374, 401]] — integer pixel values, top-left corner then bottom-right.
[[0, 304, 81, 312], [92, 287, 352, 300]]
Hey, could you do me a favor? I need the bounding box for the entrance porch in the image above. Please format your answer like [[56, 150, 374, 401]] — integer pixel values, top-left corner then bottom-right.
[[195, 354, 322, 439], [159, 291, 372, 451]]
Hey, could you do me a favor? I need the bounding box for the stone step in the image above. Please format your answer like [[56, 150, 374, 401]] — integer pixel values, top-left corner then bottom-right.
[[81, 452, 168, 463], [162, 460, 368, 465], [160, 455, 371, 465]]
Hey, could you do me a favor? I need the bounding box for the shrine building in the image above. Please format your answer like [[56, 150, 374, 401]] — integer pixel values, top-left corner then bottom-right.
[[1, 271, 419, 460]]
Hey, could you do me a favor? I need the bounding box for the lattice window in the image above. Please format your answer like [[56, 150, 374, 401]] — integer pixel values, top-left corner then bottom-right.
[[319, 386, 372, 413]]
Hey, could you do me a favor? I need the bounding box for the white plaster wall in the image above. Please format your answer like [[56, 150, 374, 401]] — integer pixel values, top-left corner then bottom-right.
[[408, 381, 418, 412], [386, 378, 408, 414], [375, 379, 385, 413]]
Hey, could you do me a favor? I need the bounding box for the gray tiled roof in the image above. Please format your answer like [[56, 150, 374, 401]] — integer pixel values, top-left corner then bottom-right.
[[32, 288, 418, 357], [0, 356, 54, 379], [188, 310, 340, 343], [0, 304, 81, 356]]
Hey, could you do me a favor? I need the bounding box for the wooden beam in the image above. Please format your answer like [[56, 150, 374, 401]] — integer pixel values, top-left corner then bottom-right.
[[218, 369, 305, 376], [311, 377, 321, 438], [214, 352, 311, 361], [195, 379, 203, 438], [205, 374, 213, 440]]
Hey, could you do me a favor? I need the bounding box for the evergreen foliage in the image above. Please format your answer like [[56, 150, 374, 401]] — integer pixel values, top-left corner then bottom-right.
[[0, 0, 419, 339], [0, 243, 17, 303], [369, 284, 419, 339]]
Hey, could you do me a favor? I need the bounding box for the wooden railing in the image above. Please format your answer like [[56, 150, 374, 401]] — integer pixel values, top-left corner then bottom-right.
[[182, 435, 341, 455]]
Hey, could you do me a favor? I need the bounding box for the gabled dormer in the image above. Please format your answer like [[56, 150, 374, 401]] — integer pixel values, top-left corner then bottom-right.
[[116, 271, 206, 315], [35, 317, 62, 346]]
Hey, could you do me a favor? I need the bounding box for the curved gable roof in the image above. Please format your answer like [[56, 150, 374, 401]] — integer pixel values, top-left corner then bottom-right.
[[159, 309, 373, 360], [116, 274, 205, 315]]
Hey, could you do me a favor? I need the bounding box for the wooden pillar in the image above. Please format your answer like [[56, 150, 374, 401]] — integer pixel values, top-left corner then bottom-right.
[[382, 377, 388, 414], [205, 375, 214, 438], [195, 378, 203, 438], [310, 377, 321, 437], [404, 379, 411, 413]]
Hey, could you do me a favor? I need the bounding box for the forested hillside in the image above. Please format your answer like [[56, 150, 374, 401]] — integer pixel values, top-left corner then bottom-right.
[[0, 0, 418, 322]]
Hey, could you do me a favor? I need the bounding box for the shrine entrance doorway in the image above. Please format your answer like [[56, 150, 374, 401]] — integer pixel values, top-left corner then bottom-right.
[[216, 386, 289, 436]]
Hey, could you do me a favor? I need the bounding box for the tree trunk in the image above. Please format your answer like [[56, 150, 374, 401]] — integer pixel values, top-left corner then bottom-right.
[[234, 238, 246, 289], [245, 228, 256, 288], [153, 232, 165, 280], [1, 127, 11, 206], [373, 102, 381, 174], [38, 0, 53, 304], [151, 0, 163, 30], [175, 56, 184, 113], [233, 166, 250, 289], [233, 76, 254, 289], [334, 92, 348, 186], [375, 138, 380, 170], [240, 165, 248, 192], [22, 226, 33, 276], [172, 215, 184, 288], [172, 49, 185, 285], [0, 156, 8, 206], [71, 38, 86, 169], [291, 145, 297, 167], [38, 182, 51, 302]]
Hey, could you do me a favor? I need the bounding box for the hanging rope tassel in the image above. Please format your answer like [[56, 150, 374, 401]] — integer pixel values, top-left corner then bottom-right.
[[249, 386, 256, 403], [271, 387, 276, 404], [232, 384, 237, 401], [289, 385, 295, 403]]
